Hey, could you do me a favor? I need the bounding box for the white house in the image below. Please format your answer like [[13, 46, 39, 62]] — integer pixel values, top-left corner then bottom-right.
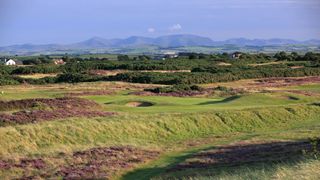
[[4, 59, 16, 66], [53, 59, 66, 65], [163, 51, 178, 59], [231, 52, 242, 59]]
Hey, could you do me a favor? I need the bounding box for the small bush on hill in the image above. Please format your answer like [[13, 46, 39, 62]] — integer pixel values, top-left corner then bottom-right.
[[0, 76, 20, 86], [145, 84, 203, 93]]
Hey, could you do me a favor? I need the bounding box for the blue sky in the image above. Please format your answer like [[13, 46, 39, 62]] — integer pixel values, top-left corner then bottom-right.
[[0, 0, 319, 46]]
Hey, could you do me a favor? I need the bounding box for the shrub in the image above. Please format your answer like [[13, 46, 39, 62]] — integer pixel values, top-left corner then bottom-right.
[[145, 84, 203, 93], [0, 76, 20, 86], [214, 86, 230, 92]]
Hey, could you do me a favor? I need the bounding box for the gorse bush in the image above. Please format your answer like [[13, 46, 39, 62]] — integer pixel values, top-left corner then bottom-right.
[[108, 67, 320, 85], [0, 76, 20, 86], [145, 84, 203, 93], [214, 86, 230, 91], [0, 65, 15, 75], [55, 73, 103, 83], [11, 65, 62, 74], [3, 51, 320, 75], [1, 51, 320, 86], [1, 66, 320, 86]]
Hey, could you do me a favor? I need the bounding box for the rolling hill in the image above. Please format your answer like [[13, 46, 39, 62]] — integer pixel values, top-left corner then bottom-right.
[[0, 34, 319, 55]]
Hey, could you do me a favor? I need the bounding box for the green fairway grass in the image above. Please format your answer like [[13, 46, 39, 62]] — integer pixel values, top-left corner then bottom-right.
[[86, 92, 317, 113], [286, 84, 320, 92]]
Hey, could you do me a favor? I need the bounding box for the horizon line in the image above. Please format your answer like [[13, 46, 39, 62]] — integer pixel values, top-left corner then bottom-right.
[[1, 34, 320, 47]]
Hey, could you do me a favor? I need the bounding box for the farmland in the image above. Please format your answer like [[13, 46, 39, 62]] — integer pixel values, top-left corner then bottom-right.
[[1, 53, 320, 179]]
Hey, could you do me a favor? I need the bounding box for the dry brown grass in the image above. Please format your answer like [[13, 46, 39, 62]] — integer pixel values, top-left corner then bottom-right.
[[17, 73, 58, 79], [217, 62, 232, 66], [249, 61, 282, 67], [0, 81, 163, 100], [202, 76, 320, 92], [89, 70, 191, 76]]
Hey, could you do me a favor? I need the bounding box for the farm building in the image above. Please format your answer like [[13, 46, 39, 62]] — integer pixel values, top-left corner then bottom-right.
[[3, 59, 16, 66], [231, 52, 242, 59], [53, 59, 66, 65], [153, 52, 179, 60], [163, 51, 178, 59], [153, 55, 166, 60]]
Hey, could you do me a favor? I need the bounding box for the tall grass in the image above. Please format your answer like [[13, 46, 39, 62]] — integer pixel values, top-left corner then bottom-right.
[[157, 159, 320, 180], [0, 104, 319, 158]]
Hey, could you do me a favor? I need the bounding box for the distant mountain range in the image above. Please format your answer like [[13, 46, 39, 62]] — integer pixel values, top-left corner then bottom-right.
[[1, 34, 320, 55]]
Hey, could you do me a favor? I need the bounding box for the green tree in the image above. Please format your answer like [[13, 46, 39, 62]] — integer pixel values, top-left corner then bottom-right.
[[188, 53, 198, 59], [138, 55, 151, 61], [274, 51, 289, 61], [117, 55, 130, 61]]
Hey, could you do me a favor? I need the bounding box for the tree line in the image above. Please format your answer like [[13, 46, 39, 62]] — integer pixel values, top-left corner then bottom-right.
[[1, 52, 320, 86]]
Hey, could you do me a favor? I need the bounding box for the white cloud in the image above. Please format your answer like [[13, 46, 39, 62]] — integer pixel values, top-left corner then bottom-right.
[[169, 24, 182, 31], [147, 28, 156, 33]]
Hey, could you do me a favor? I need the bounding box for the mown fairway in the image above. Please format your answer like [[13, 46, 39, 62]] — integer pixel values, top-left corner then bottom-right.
[[86, 92, 317, 113]]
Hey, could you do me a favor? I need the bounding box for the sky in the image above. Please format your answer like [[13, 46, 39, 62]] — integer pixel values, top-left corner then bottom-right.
[[0, 0, 319, 46]]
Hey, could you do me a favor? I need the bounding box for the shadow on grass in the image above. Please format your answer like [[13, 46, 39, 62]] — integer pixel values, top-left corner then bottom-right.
[[166, 158, 316, 180], [288, 96, 300, 100], [173, 141, 314, 170], [122, 140, 319, 180], [121, 146, 216, 180], [198, 95, 241, 105]]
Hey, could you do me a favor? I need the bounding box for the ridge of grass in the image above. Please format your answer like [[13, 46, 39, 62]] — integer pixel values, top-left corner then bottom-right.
[[121, 124, 320, 180], [0, 104, 319, 158]]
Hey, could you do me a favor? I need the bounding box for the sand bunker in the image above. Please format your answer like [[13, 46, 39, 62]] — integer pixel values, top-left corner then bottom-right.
[[125, 101, 154, 107]]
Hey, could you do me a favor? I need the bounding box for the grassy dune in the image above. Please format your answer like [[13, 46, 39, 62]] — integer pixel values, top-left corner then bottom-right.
[[0, 104, 319, 158], [1, 80, 320, 179]]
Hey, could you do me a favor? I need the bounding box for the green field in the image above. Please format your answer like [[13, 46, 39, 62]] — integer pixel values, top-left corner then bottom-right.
[[286, 84, 320, 92], [86, 92, 317, 113]]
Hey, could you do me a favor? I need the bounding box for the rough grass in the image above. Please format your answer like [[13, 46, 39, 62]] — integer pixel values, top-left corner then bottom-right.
[[0, 104, 319, 158], [0, 81, 159, 100], [286, 84, 320, 92], [156, 159, 320, 180], [1, 80, 320, 179], [121, 120, 320, 180], [0, 146, 160, 180]]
